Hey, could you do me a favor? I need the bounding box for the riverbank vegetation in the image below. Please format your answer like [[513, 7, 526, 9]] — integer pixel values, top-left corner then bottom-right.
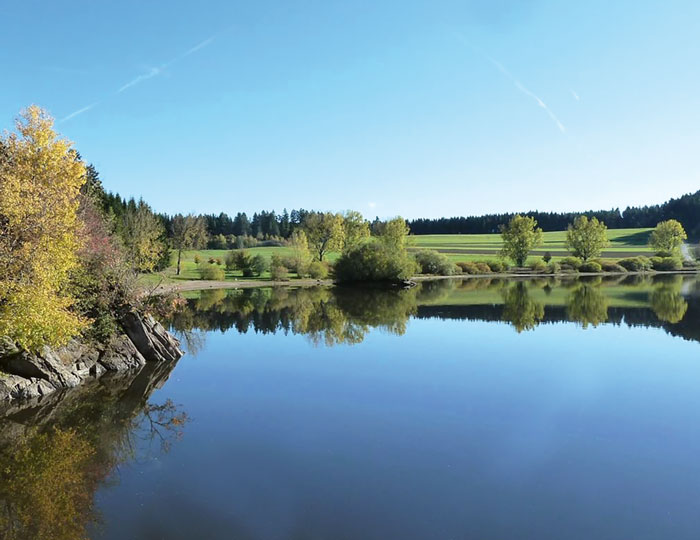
[[0, 107, 169, 353]]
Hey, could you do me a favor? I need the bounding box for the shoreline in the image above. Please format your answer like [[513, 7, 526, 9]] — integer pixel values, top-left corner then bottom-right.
[[149, 270, 700, 294]]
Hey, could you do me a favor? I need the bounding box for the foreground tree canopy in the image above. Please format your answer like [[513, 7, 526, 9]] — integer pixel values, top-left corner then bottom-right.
[[565, 216, 610, 261], [0, 106, 87, 350], [649, 219, 687, 255], [500, 215, 543, 267]]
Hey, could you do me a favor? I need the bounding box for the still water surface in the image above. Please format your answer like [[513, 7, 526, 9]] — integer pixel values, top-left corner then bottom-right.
[[1, 275, 700, 539]]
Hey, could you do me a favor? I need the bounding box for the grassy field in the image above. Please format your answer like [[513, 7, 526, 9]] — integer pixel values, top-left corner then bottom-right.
[[408, 228, 654, 263], [138, 228, 656, 286]]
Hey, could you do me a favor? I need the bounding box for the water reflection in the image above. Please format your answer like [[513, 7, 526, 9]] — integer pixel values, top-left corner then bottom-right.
[[169, 275, 700, 346], [0, 362, 188, 540]]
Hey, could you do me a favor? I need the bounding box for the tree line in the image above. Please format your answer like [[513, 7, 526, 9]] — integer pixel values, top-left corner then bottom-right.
[[408, 191, 700, 237]]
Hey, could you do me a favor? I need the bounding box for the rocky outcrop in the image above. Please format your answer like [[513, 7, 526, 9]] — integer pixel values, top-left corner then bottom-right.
[[0, 311, 183, 402]]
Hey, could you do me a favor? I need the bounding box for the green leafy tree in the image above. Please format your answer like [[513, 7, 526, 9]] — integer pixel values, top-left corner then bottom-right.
[[302, 212, 344, 261], [380, 217, 410, 250], [649, 219, 687, 255], [170, 214, 208, 275], [342, 210, 370, 251], [565, 216, 609, 261], [500, 215, 543, 267], [122, 200, 168, 272]]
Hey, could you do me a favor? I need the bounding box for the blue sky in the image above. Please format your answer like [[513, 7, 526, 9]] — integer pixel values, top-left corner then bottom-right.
[[2, 1, 699, 219]]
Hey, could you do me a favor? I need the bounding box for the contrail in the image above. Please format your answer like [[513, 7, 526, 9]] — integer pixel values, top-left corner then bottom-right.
[[59, 102, 99, 123], [487, 56, 566, 133], [118, 67, 163, 93], [60, 33, 217, 122], [571, 89, 580, 101]]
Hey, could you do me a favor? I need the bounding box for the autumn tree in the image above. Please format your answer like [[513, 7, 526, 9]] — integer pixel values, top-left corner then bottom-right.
[[289, 229, 312, 275], [0, 106, 87, 350], [170, 214, 208, 275], [500, 215, 543, 267], [649, 219, 687, 255], [565, 216, 609, 261], [342, 210, 370, 251], [302, 212, 344, 261]]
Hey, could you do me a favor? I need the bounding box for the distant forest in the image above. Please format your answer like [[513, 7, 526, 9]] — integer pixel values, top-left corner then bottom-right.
[[408, 190, 700, 237], [100, 181, 700, 246]]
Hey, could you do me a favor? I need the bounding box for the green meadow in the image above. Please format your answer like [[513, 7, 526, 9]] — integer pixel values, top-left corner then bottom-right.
[[408, 228, 654, 263], [139, 228, 656, 285]]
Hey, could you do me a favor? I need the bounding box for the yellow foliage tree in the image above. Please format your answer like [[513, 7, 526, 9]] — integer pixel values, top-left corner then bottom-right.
[[0, 106, 87, 351]]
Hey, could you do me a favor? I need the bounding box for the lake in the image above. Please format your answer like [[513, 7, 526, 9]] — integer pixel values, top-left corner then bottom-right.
[[1, 275, 699, 539]]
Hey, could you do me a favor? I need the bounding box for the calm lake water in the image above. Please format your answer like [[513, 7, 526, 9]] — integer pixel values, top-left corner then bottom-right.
[[1, 275, 700, 539]]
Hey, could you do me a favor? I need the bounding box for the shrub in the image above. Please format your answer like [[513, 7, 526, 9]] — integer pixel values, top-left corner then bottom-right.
[[546, 262, 561, 274], [200, 266, 225, 280], [560, 256, 583, 269], [542, 251, 552, 264], [618, 256, 652, 272], [335, 241, 418, 283], [251, 254, 268, 276], [652, 257, 682, 271], [486, 260, 506, 273], [456, 261, 479, 274], [224, 251, 237, 271], [215, 258, 222, 266], [579, 261, 603, 273], [414, 250, 457, 275], [270, 264, 289, 281], [529, 261, 547, 273], [600, 261, 627, 273], [474, 262, 492, 273], [308, 261, 329, 279], [207, 257, 216, 265], [193, 254, 201, 265]]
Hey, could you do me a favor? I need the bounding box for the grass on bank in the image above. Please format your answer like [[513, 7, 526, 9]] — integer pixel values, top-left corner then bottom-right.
[[138, 228, 663, 286]]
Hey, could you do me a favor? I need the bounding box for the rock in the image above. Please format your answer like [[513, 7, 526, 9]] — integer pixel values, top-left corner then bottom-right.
[[0, 310, 183, 403], [98, 335, 146, 371], [121, 311, 184, 362]]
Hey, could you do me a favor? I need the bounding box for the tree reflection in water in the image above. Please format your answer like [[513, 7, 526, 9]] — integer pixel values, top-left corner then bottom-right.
[[0, 362, 189, 540], [501, 281, 545, 333], [169, 276, 698, 344]]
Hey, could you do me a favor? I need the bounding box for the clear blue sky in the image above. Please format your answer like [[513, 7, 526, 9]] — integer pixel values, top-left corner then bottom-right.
[[2, 1, 699, 219]]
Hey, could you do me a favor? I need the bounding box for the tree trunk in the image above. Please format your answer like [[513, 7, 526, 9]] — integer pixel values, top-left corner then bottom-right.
[[176, 249, 182, 275]]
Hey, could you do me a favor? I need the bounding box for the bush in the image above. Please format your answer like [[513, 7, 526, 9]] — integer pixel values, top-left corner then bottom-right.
[[542, 251, 552, 264], [529, 261, 547, 273], [474, 262, 492, 273], [224, 251, 237, 271], [270, 264, 289, 281], [600, 261, 627, 273], [546, 262, 561, 274], [486, 260, 507, 273], [251, 254, 268, 276], [560, 256, 583, 269], [308, 261, 329, 279], [193, 254, 201, 265], [652, 257, 682, 271], [215, 258, 222, 266], [200, 266, 225, 280], [207, 257, 216, 265], [618, 256, 652, 272], [456, 261, 479, 274], [579, 261, 603, 273], [414, 250, 457, 275], [335, 242, 418, 283]]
